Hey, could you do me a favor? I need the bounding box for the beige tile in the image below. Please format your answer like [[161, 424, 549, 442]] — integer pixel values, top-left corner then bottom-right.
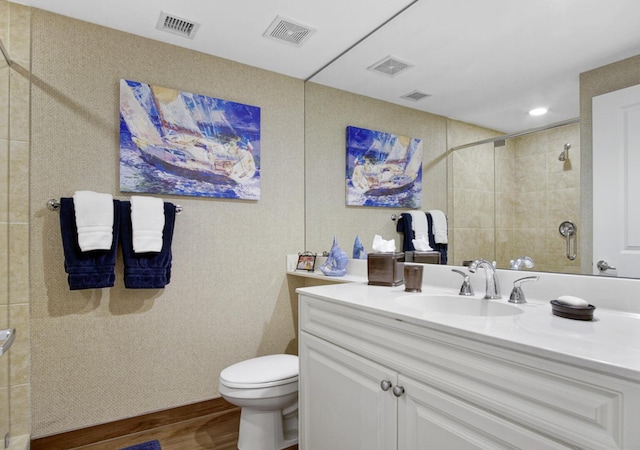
[[0, 67, 8, 140], [9, 303, 29, 385], [453, 227, 496, 265], [8, 140, 28, 223], [514, 190, 547, 227], [514, 131, 548, 157], [9, 67, 29, 143], [452, 144, 494, 190], [0, 386, 8, 438], [0, 307, 7, 388], [495, 191, 514, 229], [514, 152, 547, 193], [454, 188, 494, 229], [0, 1, 8, 46], [8, 2, 30, 64], [546, 188, 580, 229], [0, 139, 7, 217], [495, 228, 515, 269], [10, 382, 30, 435], [0, 223, 7, 305], [8, 223, 28, 303]]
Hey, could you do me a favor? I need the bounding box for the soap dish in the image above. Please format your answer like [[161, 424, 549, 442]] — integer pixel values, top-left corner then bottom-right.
[[550, 300, 596, 321]]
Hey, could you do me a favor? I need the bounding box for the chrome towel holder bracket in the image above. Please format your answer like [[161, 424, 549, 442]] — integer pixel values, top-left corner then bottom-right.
[[47, 198, 183, 214]]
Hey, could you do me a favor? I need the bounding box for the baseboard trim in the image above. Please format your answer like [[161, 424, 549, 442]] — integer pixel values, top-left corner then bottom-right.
[[30, 397, 236, 450]]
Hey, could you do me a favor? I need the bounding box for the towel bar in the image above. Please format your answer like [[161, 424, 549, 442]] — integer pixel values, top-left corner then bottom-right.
[[47, 198, 183, 214]]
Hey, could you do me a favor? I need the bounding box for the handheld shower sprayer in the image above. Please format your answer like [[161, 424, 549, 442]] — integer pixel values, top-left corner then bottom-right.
[[559, 143, 571, 161]]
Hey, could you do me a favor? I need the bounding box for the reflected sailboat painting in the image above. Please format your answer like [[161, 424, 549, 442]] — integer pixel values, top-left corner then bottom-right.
[[119, 79, 260, 200], [346, 126, 422, 208]]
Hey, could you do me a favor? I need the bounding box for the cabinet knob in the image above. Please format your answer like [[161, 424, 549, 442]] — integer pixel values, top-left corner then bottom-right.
[[392, 385, 405, 397], [380, 380, 392, 391]]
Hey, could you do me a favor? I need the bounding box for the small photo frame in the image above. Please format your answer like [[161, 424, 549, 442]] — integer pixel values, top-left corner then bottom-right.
[[296, 252, 317, 272]]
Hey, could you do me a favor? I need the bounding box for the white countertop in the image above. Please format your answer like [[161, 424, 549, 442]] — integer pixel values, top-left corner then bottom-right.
[[297, 280, 640, 383]]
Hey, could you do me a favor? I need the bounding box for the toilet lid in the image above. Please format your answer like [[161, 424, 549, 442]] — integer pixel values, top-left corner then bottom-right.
[[220, 354, 299, 388]]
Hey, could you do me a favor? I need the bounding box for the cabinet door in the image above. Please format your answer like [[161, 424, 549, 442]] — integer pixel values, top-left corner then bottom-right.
[[398, 375, 572, 450], [300, 332, 397, 450]]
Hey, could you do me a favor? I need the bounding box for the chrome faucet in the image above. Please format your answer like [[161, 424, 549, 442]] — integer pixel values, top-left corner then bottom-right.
[[468, 259, 501, 299], [510, 256, 534, 270]]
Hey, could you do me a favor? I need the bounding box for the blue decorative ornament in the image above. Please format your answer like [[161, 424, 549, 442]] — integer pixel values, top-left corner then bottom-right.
[[353, 235, 367, 260], [320, 236, 348, 277]]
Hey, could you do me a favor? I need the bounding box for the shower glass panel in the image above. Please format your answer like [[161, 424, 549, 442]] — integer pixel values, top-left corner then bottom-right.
[[0, 30, 10, 447], [449, 140, 498, 267]]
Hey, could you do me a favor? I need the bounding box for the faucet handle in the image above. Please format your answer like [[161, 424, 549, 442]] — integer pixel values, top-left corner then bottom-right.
[[510, 256, 535, 270], [452, 269, 474, 296], [509, 276, 539, 304]]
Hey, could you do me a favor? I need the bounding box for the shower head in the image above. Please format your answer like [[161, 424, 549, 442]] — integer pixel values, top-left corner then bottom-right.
[[559, 143, 571, 161]]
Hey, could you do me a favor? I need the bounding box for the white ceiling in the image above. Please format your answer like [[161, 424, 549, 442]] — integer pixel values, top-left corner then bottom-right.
[[14, 0, 640, 133]]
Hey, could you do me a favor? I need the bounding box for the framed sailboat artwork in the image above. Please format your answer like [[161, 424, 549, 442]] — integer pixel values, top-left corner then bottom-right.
[[346, 126, 422, 208], [119, 79, 261, 200]]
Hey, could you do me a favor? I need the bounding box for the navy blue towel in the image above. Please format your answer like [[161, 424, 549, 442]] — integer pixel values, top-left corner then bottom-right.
[[120, 201, 176, 289], [59, 197, 120, 290], [120, 440, 161, 450]]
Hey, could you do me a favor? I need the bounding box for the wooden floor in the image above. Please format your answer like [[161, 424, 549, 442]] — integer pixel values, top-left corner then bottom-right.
[[31, 399, 298, 450], [76, 407, 243, 449]]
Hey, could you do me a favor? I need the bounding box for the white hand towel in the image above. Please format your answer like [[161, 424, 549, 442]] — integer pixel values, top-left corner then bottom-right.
[[408, 211, 428, 241], [412, 236, 433, 252], [131, 196, 165, 253], [428, 209, 448, 244], [73, 191, 114, 252]]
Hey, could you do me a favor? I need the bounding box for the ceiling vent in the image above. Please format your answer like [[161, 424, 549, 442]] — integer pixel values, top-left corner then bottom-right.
[[401, 90, 431, 102], [156, 12, 200, 39], [368, 56, 413, 77], [264, 15, 315, 47]]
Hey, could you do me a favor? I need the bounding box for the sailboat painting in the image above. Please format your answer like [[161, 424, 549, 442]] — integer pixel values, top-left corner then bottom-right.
[[346, 126, 422, 208], [119, 79, 260, 200]]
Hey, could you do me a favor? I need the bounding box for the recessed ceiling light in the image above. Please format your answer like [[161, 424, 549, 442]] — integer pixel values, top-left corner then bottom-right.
[[528, 107, 548, 116]]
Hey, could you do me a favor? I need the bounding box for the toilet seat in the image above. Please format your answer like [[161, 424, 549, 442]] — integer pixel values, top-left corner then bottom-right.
[[220, 354, 298, 389]]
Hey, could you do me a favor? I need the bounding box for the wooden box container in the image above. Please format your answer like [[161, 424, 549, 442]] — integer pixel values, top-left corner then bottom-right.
[[412, 251, 441, 265], [367, 252, 405, 286]]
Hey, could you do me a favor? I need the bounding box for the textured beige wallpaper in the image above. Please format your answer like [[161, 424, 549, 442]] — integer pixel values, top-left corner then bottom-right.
[[29, 10, 304, 438]]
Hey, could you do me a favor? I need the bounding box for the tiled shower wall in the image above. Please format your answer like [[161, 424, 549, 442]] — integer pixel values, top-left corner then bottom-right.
[[450, 122, 581, 272], [0, 0, 31, 442]]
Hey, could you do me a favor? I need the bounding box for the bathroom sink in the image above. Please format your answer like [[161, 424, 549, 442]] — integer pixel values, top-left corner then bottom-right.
[[394, 294, 523, 317]]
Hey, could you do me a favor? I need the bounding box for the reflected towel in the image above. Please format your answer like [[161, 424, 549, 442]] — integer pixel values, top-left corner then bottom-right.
[[59, 197, 120, 290], [408, 211, 429, 241], [131, 196, 165, 253], [73, 191, 114, 251], [428, 209, 448, 244], [120, 201, 176, 289]]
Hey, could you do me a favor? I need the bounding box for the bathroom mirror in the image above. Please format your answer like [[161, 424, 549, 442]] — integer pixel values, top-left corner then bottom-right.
[[303, 2, 640, 278]]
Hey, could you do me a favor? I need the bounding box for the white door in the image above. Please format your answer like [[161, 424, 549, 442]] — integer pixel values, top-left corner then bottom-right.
[[299, 332, 398, 450], [592, 84, 640, 277]]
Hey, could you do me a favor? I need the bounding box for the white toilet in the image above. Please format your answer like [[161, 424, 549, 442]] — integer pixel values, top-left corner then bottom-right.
[[219, 354, 299, 450]]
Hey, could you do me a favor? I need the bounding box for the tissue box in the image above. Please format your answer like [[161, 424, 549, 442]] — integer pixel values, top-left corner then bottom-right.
[[368, 252, 405, 286], [406, 251, 441, 265]]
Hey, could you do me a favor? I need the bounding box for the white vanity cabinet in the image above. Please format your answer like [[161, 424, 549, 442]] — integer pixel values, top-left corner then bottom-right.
[[298, 293, 640, 449]]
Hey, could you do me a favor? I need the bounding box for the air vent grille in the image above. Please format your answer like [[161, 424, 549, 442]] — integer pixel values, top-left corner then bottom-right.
[[264, 16, 315, 47], [368, 56, 413, 77], [157, 12, 200, 39], [401, 90, 431, 102]]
